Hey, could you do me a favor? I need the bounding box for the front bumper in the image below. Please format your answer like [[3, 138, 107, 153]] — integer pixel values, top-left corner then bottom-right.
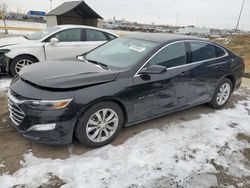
[[0, 55, 10, 73], [16, 120, 78, 145], [8, 89, 79, 145]]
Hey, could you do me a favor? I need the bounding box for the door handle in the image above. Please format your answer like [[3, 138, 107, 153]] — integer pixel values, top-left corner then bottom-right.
[[179, 71, 188, 76]]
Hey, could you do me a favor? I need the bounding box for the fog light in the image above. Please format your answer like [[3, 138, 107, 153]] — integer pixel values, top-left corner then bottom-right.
[[27, 123, 56, 132]]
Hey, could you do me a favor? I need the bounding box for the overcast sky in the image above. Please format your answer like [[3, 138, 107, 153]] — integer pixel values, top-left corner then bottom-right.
[[2, 0, 250, 30]]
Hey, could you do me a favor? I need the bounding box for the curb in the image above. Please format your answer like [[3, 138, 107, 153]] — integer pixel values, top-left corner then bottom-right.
[[244, 72, 250, 79]]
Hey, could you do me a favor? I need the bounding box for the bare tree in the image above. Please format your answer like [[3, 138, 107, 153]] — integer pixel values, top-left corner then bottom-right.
[[0, 3, 8, 34]]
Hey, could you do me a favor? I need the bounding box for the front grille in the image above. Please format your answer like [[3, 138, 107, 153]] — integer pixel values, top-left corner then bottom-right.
[[8, 94, 25, 126]]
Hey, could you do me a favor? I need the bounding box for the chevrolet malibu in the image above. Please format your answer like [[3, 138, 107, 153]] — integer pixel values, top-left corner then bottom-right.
[[8, 33, 244, 147]]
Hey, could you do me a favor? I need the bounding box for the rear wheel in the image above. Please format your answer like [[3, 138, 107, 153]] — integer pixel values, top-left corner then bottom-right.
[[209, 78, 233, 109], [10, 55, 37, 76], [75, 101, 124, 147]]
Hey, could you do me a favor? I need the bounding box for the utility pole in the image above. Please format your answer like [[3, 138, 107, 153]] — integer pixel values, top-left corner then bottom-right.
[[49, 0, 53, 11], [175, 12, 179, 27], [235, 0, 245, 32]]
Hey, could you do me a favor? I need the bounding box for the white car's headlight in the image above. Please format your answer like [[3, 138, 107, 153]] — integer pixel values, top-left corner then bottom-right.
[[0, 49, 10, 55]]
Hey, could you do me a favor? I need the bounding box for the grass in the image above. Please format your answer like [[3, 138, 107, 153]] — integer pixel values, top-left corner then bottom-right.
[[214, 35, 250, 72]]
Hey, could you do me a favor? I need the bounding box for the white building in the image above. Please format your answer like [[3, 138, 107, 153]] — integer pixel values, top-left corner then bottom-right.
[[176, 26, 211, 36]]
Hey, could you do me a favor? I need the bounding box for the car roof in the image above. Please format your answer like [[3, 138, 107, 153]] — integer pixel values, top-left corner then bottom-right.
[[56, 25, 118, 36], [124, 32, 200, 43]]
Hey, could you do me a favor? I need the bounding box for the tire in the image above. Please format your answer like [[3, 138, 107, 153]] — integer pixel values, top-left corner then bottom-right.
[[75, 101, 124, 147], [10, 55, 37, 76], [209, 78, 233, 109]]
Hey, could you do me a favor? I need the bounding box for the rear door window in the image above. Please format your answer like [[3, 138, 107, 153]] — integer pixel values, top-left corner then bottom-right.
[[86, 29, 108, 41], [52, 28, 82, 42], [190, 42, 216, 62]]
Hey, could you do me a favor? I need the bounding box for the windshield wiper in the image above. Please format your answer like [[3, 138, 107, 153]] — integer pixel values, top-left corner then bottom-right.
[[23, 36, 29, 39], [86, 59, 109, 70]]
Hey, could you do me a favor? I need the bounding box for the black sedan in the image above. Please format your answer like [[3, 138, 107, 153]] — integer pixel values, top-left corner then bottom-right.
[[8, 33, 245, 147]]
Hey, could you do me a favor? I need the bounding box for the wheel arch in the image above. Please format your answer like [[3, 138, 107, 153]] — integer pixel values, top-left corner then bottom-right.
[[223, 74, 236, 90], [8, 54, 40, 71], [11, 54, 39, 63], [76, 97, 128, 128], [72, 97, 128, 142], [209, 74, 236, 108], [8, 54, 40, 75]]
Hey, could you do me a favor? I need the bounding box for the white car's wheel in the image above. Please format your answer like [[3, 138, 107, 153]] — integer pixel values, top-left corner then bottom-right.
[[10, 55, 38, 76]]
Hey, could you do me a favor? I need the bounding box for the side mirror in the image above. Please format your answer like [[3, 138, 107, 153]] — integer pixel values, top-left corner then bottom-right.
[[50, 37, 59, 45], [139, 65, 167, 75]]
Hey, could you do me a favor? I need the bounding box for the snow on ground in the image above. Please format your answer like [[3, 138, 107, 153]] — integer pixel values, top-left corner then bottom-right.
[[0, 20, 46, 35], [0, 77, 12, 91], [0, 20, 127, 36], [0, 92, 250, 188]]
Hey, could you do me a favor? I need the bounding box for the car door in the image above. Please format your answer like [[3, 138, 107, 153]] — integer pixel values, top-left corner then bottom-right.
[[82, 29, 110, 52], [44, 28, 85, 60], [130, 42, 191, 122], [187, 41, 229, 105]]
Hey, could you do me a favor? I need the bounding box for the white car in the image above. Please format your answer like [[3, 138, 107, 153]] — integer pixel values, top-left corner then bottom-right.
[[0, 25, 117, 76]]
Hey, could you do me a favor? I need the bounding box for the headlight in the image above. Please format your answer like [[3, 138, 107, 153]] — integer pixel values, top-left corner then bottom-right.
[[25, 99, 73, 110], [0, 49, 10, 55]]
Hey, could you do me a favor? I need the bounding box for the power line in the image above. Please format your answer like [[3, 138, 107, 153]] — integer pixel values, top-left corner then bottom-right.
[[49, 0, 53, 11], [235, 0, 245, 32]]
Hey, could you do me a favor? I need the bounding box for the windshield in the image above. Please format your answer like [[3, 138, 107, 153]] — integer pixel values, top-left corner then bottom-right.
[[85, 37, 158, 69], [26, 26, 61, 40]]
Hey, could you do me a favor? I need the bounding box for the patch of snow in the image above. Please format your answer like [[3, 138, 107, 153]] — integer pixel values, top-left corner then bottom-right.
[[0, 97, 250, 187], [0, 20, 46, 35], [237, 183, 244, 187], [186, 174, 218, 188], [0, 77, 12, 91], [0, 162, 5, 168]]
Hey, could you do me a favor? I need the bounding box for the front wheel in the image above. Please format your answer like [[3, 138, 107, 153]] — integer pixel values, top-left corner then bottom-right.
[[10, 55, 37, 76], [75, 101, 124, 147], [209, 78, 233, 109]]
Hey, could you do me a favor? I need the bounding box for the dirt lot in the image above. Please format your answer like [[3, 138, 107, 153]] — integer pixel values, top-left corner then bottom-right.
[[0, 77, 250, 187]]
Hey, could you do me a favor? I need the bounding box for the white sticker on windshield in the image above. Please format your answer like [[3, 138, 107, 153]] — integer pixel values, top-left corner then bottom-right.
[[129, 45, 146, 52]]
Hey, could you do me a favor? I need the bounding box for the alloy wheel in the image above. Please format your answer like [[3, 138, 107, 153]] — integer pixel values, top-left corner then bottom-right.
[[86, 108, 119, 143], [216, 83, 231, 105], [15, 59, 33, 73]]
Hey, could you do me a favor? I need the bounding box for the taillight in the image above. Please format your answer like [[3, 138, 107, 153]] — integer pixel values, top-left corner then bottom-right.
[[236, 57, 244, 65]]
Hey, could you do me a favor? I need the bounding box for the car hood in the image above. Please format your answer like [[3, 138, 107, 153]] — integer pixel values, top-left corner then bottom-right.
[[0, 36, 31, 48], [19, 59, 120, 89]]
